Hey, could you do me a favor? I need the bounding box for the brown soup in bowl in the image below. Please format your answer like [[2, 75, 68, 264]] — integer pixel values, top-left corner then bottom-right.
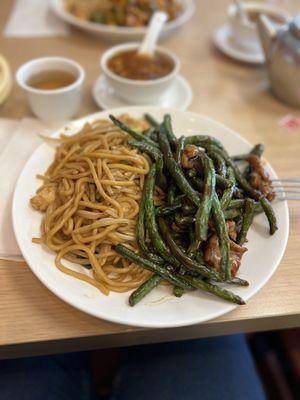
[[107, 50, 174, 81]]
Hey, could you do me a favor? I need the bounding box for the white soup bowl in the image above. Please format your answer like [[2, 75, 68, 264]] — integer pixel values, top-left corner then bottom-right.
[[100, 43, 180, 105]]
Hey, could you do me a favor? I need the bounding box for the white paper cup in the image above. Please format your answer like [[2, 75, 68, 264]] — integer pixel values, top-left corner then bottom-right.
[[16, 57, 85, 123], [100, 42, 180, 105], [228, 2, 290, 53]]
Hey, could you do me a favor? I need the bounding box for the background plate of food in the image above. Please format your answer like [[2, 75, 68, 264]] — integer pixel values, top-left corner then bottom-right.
[[13, 107, 289, 328], [51, 0, 195, 41]]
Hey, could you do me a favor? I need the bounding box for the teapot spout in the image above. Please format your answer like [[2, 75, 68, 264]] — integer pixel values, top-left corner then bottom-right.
[[257, 14, 278, 61]]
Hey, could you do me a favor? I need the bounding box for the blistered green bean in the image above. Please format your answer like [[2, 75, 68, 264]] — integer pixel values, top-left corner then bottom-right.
[[237, 198, 256, 245], [109, 115, 159, 148], [129, 275, 163, 306], [193, 151, 216, 250], [212, 194, 231, 279], [159, 124, 201, 207], [259, 197, 278, 235]]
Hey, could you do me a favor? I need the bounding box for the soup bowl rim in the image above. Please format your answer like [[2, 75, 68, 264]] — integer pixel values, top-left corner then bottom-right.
[[100, 42, 180, 86], [16, 56, 85, 96]]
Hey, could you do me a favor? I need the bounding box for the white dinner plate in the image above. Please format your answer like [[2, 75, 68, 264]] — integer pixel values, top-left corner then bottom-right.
[[13, 107, 289, 328], [51, 0, 195, 41]]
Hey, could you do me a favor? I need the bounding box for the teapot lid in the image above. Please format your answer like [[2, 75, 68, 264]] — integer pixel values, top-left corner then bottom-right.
[[290, 15, 300, 39]]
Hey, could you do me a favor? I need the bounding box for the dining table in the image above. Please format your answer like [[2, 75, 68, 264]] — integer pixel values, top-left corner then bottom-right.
[[0, 0, 299, 360]]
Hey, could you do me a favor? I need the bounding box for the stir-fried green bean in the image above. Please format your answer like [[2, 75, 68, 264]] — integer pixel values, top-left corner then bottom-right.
[[127, 139, 166, 188], [228, 199, 245, 209], [209, 151, 227, 178], [224, 209, 241, 220], [187, 226, 197, 258], [181, 201, 197, 216], [192, 151, 216, 250], [164, 114, 177, 150], [233, 144, 265, 161], [173, 286, 185, 297], [109, 113, 277, 308], [129, 275, 163, 306], [159, 123, 201, 207], [143, 126, 159, 142], [220, 167, 235, 210], [245, 143, 265, 177], [186, 175, 203, 192], [187, 167, 232, 190], [156, 203, 182, 217], [232, 187, 244, 199], [158, 217, 220, 280], [144, 113, 159, 128], [167, 183, 177, 205], [109, 115, 159, 148], [251, 143, 265, 158], [136, 173, 164, 265], [216, 175, 232, 189], [127, 138, 161, 159], [225, 277, 249, 287], [186, 173, 231, 194], [259, 197, 278, 235], [209, 145, 262, 200], [115, 245, 192, 290], [228, 199, 262, 214], [143, 126, 156, 138], [175, 136, 186, 163], [185, 135, 224, 150], [144, 165, 180, 267], [212, 194, 231, 279], [182, 276, 245, 305], [174, 214, 195, 227], [238, 144, 265, 178], [156, 157, 167, 189], [237, 198, 256, 245]]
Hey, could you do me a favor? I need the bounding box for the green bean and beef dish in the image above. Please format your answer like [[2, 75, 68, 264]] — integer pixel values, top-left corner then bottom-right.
[[109, 113, 277, 307]]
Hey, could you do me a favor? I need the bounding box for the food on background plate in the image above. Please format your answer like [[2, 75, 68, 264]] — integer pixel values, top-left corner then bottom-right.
[[64, 0, 182, 27], [108, 49, 174, 80], [30, 113, 277, 307], [27, 70, 77, 91]]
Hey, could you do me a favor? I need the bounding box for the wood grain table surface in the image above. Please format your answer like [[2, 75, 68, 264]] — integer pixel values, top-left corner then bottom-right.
[[0, 0, 299, 359]]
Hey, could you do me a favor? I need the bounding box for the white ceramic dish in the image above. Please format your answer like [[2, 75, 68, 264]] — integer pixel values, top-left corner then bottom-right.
[[100, 42, 180, 104], [13, 107, 289, 328], [51, 0, 195, 41], [214, 25, 265, 65], [16, 57, 85, 123], [92, 74, 192, 110]]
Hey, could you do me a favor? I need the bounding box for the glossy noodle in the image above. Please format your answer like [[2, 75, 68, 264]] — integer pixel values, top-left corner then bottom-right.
[[31, 116, 164, 295]]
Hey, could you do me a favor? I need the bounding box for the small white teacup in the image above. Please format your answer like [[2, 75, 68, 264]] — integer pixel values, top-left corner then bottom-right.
[[228, 2, 290, 53], [100, 42, 180, 105], [16, 57, 85, 123]]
